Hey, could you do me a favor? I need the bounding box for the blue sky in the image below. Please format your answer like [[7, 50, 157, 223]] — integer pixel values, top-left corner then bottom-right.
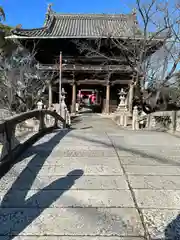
[[1, 0, 133, 28]]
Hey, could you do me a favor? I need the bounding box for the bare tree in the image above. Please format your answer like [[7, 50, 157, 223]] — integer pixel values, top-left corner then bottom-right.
[[0, 43, 54, 115], [74, 0, 180, 113]]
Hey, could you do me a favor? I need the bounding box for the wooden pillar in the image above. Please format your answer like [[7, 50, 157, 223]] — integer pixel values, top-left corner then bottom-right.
[[48, 81, 52, 108], [96, 90, 98, 104], [71, 82, 76, 113], [106, 83, 110, 114]]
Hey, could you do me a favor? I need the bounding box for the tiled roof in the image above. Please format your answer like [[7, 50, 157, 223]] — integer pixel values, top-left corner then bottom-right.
[[10, 10, 140, 38]]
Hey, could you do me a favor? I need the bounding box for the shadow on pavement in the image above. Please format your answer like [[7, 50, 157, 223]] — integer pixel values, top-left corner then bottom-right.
[[0, 169, 84, 239], [70, 115, 83, 125], [0, 129, 84, 239], [164, 215, 180, 239], [0, 130, 70, 179], [0, 127, 141, 238], [70, 132, 180, 239], [80, 126, 93, 130], [70, 133, 180, 166]]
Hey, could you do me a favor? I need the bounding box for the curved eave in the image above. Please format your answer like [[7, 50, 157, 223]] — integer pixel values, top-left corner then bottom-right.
[[5, 34, 165, 41]]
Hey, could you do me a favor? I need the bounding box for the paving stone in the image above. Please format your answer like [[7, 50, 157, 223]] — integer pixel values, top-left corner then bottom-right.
[[33, 148, 116, 157], [122, 133, 179, 146], [65, 138, 112, 146], [55, 146, 114, 150], [61, 136, 109, 141], [141, 150, 180, 157], [142, 209, 180, 239], [50, 150, 117, 158], [0, 175, 128, 190], [10, 237, 145, 240], [124, 165, 180, 175], [18, 157, 120, 167], [0, 207, 144, 236], [3, 166, 123, 179], [128, 175, 180, 189], [61, 136, 110, 140], [116, 151, 136, 157], [134, 190, 180, 209], [3, 113, 180, 239], [55, 144, 113, 149], [7, 159, 123, 176], [118, 149, 180, 164], [120, 157, 163, 166], [0, 189, 134, 208], [22, 164, 123, 176]]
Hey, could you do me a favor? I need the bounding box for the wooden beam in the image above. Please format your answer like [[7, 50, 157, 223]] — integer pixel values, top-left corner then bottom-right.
[[111, 79, 132, 85], [59, 56, 128, 64], [77, 80, 107, 85], [53, 78, 73, 84], [77, 79, 131, 85], [53, 78, 132, 85], [37, 64, 133, 73]]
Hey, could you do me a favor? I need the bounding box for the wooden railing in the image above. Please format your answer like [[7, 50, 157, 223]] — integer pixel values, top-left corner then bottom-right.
[[0, 109, 69, 168]]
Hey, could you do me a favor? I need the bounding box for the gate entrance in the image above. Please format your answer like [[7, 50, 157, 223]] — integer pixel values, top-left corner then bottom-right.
[[77, 88, 104, 113]]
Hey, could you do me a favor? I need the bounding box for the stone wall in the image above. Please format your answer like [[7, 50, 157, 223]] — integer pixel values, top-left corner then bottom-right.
[[146, 110, 180, 133]]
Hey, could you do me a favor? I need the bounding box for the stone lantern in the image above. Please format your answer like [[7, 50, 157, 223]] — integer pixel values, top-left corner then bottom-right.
[[115, 88, 128, 126], [118, 88, 127, 107]]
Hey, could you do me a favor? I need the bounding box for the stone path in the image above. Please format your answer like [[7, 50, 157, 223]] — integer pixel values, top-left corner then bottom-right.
[[1, 113, 180, 239]]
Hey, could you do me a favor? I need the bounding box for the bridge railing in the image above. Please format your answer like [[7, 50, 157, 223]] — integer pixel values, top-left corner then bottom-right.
[[0, 109, 69, 168], [145, 110, 180, 133], [131, 108, 180, 133]]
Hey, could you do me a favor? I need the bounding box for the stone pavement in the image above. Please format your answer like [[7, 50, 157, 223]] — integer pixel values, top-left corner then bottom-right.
[[1, 113, 180, 239]]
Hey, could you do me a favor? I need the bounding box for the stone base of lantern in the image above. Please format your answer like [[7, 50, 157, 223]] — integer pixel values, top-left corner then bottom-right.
[[112, 88, 131, 127], [113, 105, 129, 127], [116, 103, 127, 112]]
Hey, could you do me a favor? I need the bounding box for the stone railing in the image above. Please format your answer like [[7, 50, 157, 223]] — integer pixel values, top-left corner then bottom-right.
[[0, 109, 69, 169], [131, 109, 180, 133], [145, 110, 180, 133], [52, 103, 71, 125]]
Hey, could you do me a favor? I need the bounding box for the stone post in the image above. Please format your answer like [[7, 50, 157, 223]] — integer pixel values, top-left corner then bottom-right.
[[48, 81, 52, 108], [39, 111, 45, 131], [37, 100, 43, 110], [132, 106, 139, 130], [146, 114, 151, 129], [124, 106, 128, 127], [71, 83, 76, 114], [61, 88, 67, 119], [129, 82, 134, 113], [0, 132, 8, 160], [171, 110, 177, 133], [105, 83, 110, 114]]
